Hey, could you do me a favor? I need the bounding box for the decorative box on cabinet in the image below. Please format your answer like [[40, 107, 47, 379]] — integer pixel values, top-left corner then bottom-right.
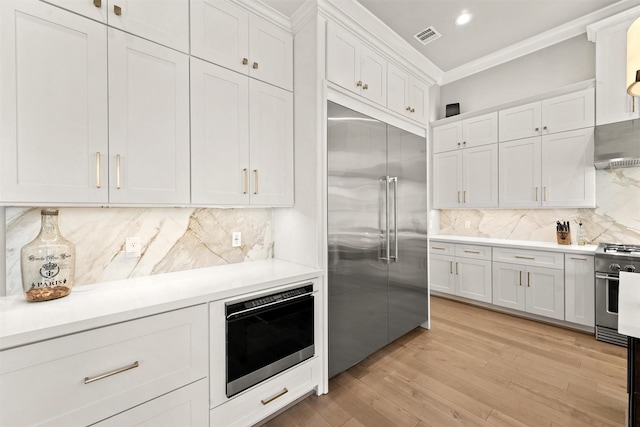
[[0, 0, 109, 204], [429, 242, 492, 303], [387, 62, 428, 122], [190, 58, 293, 206], [564, 254, 595, 327], [433, 112, 498, 154], [499, 128, 595, 208], [0, 305, 208, 426], [587, 9, 640, 125], [432, 143, 498, 209], [498, 88, 594, 142], [492, 248, 565, 320], [43, 0, 189, 53], [191, 0, 293, 91], [326, 21, 387, 106]]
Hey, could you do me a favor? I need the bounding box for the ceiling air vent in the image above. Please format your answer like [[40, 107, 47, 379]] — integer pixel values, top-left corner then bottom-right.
[[413, 26, 441, 45]]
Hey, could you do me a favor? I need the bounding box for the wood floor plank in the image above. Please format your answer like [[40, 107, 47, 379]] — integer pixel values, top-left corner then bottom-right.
[[261, 296, 627, 427]]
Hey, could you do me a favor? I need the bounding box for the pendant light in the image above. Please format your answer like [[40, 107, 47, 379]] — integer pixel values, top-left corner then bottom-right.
[[629, 17, 640, 96]]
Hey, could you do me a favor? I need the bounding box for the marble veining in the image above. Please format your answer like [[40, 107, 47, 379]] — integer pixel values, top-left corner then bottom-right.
[[439, 168, 640, 244], [4, 207, 273, 296]]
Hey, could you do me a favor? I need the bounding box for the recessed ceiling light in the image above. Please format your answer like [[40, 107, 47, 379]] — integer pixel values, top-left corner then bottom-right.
[[455, 11, 472, 26]]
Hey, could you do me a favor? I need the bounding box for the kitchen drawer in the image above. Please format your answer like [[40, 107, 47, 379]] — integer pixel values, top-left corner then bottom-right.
[[455, 244, 491, 260], [0, 304, 208, 427], [210, 358, 319, 427], [492, 247, 564, 269], [429, 241, 455, 255], [94, 379, 209, 426]]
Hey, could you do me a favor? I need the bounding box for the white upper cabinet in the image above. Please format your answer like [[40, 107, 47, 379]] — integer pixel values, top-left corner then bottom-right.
[[326, 21, 387, 106], [499, 137, 542, 208], [588, 13, 640, 125], [432, 151, 462, 209], [108, 29, 190, 205], [387, 62, 428, 122], [191, 0, 293, 91], [44, 0, 189, 52], [0, 0, 108, 204], [499, 88, 594, 142], [433, 112, 497, 153]]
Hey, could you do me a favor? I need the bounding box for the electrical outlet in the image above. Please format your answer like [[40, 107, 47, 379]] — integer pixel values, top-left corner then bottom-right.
[[464, 221, 471, 229], [232, 232, 241, 247], [125, 237, 141, 258]]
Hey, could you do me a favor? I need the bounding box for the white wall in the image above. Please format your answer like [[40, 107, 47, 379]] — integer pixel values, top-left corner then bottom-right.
[[436, 34, 596, 119]]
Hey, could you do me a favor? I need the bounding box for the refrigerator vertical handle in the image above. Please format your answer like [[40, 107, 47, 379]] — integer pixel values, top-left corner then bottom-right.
[[389, 177, 398, 262], [378, 177, 389, 263]]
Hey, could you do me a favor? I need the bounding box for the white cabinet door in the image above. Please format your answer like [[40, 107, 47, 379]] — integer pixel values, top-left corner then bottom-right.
[[429, 254, 455, 295], [0, 0, 108, 204], [564, 254, 595, 327], [249, 80, 294, 206], [248, 14, 293, 91], [456, 258, 492, 303], [593, 17, 640, 125], [432, 151, 462, 208], [108, 29, 190, 205], [462, 144, 498, 208], [387, 63, 410, 116], [190, 58, 250, 205], [492, 262, 526, 311], [408, 75, 428, 123], [525, 266, 565, 320], [190, 0, 248, 75], [499, 101, 541, 142], [499, 137, 541, 208], [107, 0, 189, 53], [541, 128, 595, 208], [462, 112, 498, 148], [359, 44, 387, 105], [326, 22, 360, 95], [433, 122, 463, 153], [541, 88, 594, 134], [42, 0, 108, 22]]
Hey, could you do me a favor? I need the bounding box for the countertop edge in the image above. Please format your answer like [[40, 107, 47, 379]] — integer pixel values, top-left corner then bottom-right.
[[429, 235, 598, 255]]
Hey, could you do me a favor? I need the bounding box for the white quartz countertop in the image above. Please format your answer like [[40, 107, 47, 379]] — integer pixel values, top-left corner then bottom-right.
[[429, 235, 598, 255], [619, 271, 640, 339], [0, 259, 322, 350]]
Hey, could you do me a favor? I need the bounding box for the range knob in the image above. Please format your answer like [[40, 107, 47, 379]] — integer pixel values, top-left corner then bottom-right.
[[609, 263, 621, 272], [624, 265, 637, 272]]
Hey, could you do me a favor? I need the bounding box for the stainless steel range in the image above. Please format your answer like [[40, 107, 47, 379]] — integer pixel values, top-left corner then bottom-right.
[[595, 243, 640, 346]]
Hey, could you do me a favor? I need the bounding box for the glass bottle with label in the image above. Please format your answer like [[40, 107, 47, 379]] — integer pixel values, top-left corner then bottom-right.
[[577, 222, 587, 246], [20, 209, 75, 302]]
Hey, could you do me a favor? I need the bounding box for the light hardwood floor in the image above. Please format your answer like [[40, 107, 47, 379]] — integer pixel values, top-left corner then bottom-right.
[[263, 296, 628, 427]]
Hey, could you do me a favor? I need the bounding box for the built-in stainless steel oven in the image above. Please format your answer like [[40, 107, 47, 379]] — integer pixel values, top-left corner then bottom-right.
[[225, 283, 315, 397], [595, 243, 640, 347]]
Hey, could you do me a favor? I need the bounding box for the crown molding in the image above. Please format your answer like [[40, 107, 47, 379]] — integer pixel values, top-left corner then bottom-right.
[[441, 0, 640, 85], [586, 4, 640, 41]]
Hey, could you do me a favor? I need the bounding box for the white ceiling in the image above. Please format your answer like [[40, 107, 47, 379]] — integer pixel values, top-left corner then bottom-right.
[[261, 0, 637, 74]]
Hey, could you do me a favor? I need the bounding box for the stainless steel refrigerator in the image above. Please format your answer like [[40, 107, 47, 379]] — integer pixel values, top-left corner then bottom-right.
[[327, 101, 428, 378]]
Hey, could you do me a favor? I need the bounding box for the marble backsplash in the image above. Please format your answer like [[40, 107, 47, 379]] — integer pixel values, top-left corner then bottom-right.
[[438, 167, 640, 244], [4, 207, 273, 296]]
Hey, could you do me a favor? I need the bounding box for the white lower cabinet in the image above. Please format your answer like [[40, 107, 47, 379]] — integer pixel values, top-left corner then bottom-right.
[[564, 254, 595, 327], [492, 248, 565, 320], [429, 242, 492, 303], [0, 305, 208, 426]]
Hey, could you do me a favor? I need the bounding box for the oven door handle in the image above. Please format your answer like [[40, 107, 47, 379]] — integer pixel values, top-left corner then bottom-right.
[[596, 273, 620, 281], [226, 291, 316, 320]]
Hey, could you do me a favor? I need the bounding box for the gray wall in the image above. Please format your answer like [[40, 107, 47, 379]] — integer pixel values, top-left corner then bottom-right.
[[436, 34, 596, 119]]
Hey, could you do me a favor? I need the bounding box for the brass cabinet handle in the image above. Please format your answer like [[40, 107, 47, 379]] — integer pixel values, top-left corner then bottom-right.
[[571, 256, 587, 261], [261, 388, 288, 405], [544, 187, 548, 201], [535, 187, 538, 202], [463, 191, 467, 203], [455, 261, 459, 275], [113, 5, 122, 15], [411, 108, 415, 113], [516, 255, 535, 260], [252, 62, 259, 69], [93, 0, 101, 7], [450, 260, 453, 274], [457, 191, 460, 203], [519, 271, 523, 286], [406, 106, 412, 112], [463, 141, 466, 145], [632, 95, 636, 113], [356, 80, 363, 87], [535, 127, 539, 132], [116, 154, 121, 189], [95, 152, 101, 188], [458, 142, 461, 146], [253, 169, 259, 194], [242, 58, 248, 65], [84, 361, 139, 384], [243, 168, 248, 194], [431, 246, 446, 250], [363, 83, 368, 90], [527, 272, 531, 287], [543, 126, 548, 131], [464, 250, 480, 254]]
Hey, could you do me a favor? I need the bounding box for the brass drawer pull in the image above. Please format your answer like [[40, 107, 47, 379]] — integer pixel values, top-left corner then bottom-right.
[[571, 256, 587, 261], [252, 62, 259, 70], [363, 83, 368, 90], [113, 5, 122, 15], [464, 250, 480, 254], [93, 0, 101, 7], [95, 152, 101, 188], [515, 255, 535, 260], [450, 260, 453, 274], [261, 388, 288, 405], [431, 246, 446, 250], [84, 361, 139, 384], [519, 271, 523, 286], [253, 169, 259, 194], [356, 80, 363, 87], [243, 168, 248, 194], [242, 58, 248, 65], [527, 272, 531, 287]]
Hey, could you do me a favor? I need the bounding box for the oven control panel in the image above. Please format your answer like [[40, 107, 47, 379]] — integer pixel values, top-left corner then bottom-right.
[[244, 287, 310, 309]]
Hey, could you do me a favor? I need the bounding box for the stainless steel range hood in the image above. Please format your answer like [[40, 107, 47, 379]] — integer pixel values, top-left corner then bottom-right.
[[594, 118, 640, 169]]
